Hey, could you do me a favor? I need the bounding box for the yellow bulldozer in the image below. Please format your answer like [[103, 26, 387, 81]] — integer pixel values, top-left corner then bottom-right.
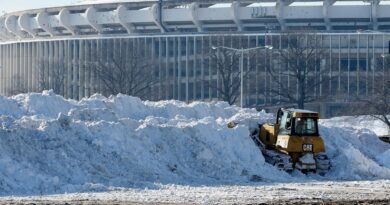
[[231, 108, 330, 174]]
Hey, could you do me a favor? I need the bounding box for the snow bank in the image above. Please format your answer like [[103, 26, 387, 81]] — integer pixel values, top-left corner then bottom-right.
[[0, 91, 287, 196], [320, 118, 390, 179], [0, 91, 389, 196], [376, 149, 390, 168]]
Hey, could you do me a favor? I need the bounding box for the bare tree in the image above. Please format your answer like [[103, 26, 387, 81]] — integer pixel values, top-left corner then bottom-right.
[[205, 39, 257, 105], [38, 58, 65, 95], [267, 31, 329, 109], [355, 58, 390, 134], [90, 42, 156, 99], [7, 75, 28, 95], [208, 48, 241, 105]]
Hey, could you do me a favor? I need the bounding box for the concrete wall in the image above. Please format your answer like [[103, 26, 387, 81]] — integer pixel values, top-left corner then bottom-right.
[[0, 0, 390, 41]]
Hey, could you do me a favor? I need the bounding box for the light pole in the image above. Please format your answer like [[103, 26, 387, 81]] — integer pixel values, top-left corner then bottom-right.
[[211, 45, 273, 108]]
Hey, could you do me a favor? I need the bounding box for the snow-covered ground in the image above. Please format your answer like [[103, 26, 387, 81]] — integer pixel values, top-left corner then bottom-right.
[[0, 91, 389, 203], [2, 180, 390, 204]]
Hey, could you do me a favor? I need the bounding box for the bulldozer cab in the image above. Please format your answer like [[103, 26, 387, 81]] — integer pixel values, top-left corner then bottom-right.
[[276, 108, 319, 136]]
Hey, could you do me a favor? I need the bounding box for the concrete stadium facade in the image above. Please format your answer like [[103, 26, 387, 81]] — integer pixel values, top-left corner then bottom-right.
[[1, 0, 390, 115]]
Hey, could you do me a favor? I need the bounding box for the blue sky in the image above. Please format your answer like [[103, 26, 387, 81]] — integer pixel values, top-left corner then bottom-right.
[[1, 0, 76, 13]]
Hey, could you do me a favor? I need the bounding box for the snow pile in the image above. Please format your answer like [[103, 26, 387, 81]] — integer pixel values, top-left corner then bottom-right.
[[320, 117, 390, 179], [377, 150, 390, 168], [0, 91, 286, 196], [0, 91, 389, 196]]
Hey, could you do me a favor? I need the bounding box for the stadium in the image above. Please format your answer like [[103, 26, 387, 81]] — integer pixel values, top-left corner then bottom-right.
[[0, 0, 390, 116]]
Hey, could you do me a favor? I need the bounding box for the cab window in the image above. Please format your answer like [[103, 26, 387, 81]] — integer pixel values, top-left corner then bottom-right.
[[293, 117, 318, 136], [279, 112, 292, 135]]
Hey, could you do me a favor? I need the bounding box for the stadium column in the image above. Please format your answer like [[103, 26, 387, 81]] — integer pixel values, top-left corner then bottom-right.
[[338, 35, 341, 94], [255, 36, 259, 106], [0, 44, 3, 95], [217, 37, 222, 100], [60, 41, 65, 95], [11, 43, 15, 94], [23, 42, 27, 92], [62, 41, 67, 97], [44, 41, 49, 91], [371, 35, 375, 96], [320, 35, 324, 97], [79, 40, 85, 99], [190, 2, 203, 32], [14, 43, 18, 93], [278, 34, 282, 103], [32, 42, 37, 92], [0, 45, 2, 95], [173, 37, 177, 100], [149, 38, 154, 99], [5, 44, 8, 95], [59, 8, 76, 36], [201, 36, 205, 101], [19, 42, 23, 92], [357, 34, 360, 96], [0, 45, 3, 95], [46, 41, 55, 89], [17, 43, 21, 91], [10, 44, 14, 95], [158, 37, 162, 100], [186, 36, 189, 103], [165, 37, 170, 99], [37, 42, 41, 92], [276, 0, 293, 31], [2, 44, 5, 95], [73, 40, 79, 100], [6, 43, 9, 95], [84, 40, 90, 98], [264, 34, 268, 104], [22, 42, 27, 92], [90, 39, 97, 95], [366, 35, 369, 96], [33, 42, 40, 92], [247, 36, 251, 105], [11, 43, 16, 94], [52, 41, 58, 92], [208, 36, 212, 101], [27, 42, 32, 92], [323, 0, 336, 31], [3, 44, 6, 95], [231, 1, 243, 32], [347, 35, 351, 98], [320, 58, 325, 97], [96, 39, 102, 95], [371, 0, 379, 30], [329, 35, 332, 96], [4, 44, 7, 95], [151, 3, 166, 33], [10, 43, 14, 95], [287, 34, 290, 94], [382, 35, 385, 90], [178, 37, 182, 101], [193, 36, 197, 101], [117, 5, 134, 34], [67, 40, 73, 99]]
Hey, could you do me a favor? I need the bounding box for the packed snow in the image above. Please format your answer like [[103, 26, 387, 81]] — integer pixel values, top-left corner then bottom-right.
[[0, 91, 389, 197], [3, 180, 390, 204]]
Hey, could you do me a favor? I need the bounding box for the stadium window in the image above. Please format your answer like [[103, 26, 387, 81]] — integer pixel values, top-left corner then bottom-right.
[[340, 59, 367, 71]]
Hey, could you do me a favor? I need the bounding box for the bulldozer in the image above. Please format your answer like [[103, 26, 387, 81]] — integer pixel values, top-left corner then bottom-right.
[[231, 108, 330, 174]]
